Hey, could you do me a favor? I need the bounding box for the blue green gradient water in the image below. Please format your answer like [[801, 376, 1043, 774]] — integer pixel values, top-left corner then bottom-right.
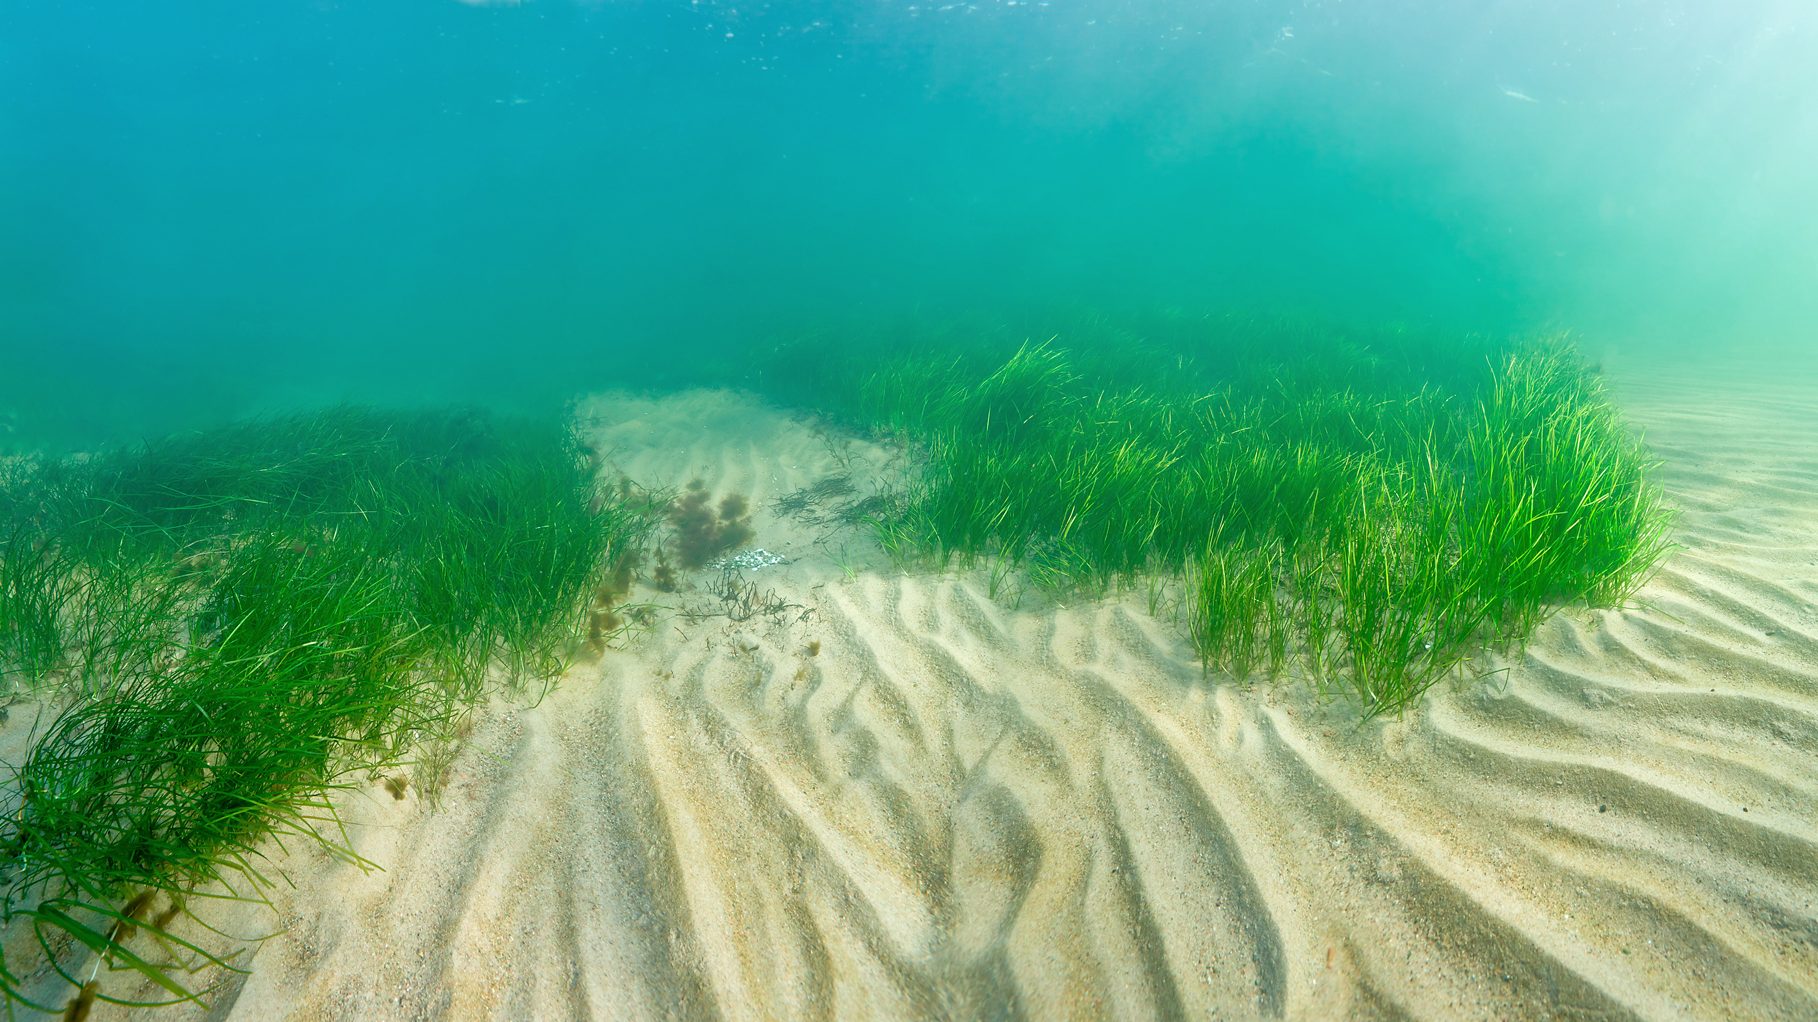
[[4, 1, 1814, 442]]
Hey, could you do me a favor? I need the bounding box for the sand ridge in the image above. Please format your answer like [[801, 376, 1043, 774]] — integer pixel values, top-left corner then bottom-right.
[[55, 369, 1818, 1020]]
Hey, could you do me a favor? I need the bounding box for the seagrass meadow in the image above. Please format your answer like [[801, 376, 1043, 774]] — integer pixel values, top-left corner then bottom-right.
[[0, 336, 1814, 1020], [7, 0, 1818, 1018], [752, 322, 1674, 715], [0, 408, 655, 1011]]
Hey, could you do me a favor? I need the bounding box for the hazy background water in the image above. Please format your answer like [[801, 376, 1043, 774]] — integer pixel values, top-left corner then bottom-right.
[[4, 0, 1814, 444]]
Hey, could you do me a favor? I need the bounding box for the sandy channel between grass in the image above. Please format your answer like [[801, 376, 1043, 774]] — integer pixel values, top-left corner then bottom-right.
[[22, 359, 1818, 1021]]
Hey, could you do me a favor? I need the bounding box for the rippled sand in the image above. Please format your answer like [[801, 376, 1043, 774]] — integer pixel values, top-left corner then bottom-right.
[[80, 364, 1818, 1020]]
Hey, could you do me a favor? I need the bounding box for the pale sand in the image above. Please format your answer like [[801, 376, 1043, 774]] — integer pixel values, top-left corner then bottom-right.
[[53, 364, 1818, 1020]]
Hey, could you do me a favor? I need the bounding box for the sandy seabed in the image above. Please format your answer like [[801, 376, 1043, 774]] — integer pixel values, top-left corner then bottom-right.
[[43, 360, 1818, 1021]]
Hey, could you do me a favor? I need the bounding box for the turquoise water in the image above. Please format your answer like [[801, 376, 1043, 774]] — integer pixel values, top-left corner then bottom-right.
[[4, 1, 1814, 441]]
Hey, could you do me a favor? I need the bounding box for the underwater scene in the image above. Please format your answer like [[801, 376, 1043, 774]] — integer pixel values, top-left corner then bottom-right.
[[2, 1, 1816, 1019]]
